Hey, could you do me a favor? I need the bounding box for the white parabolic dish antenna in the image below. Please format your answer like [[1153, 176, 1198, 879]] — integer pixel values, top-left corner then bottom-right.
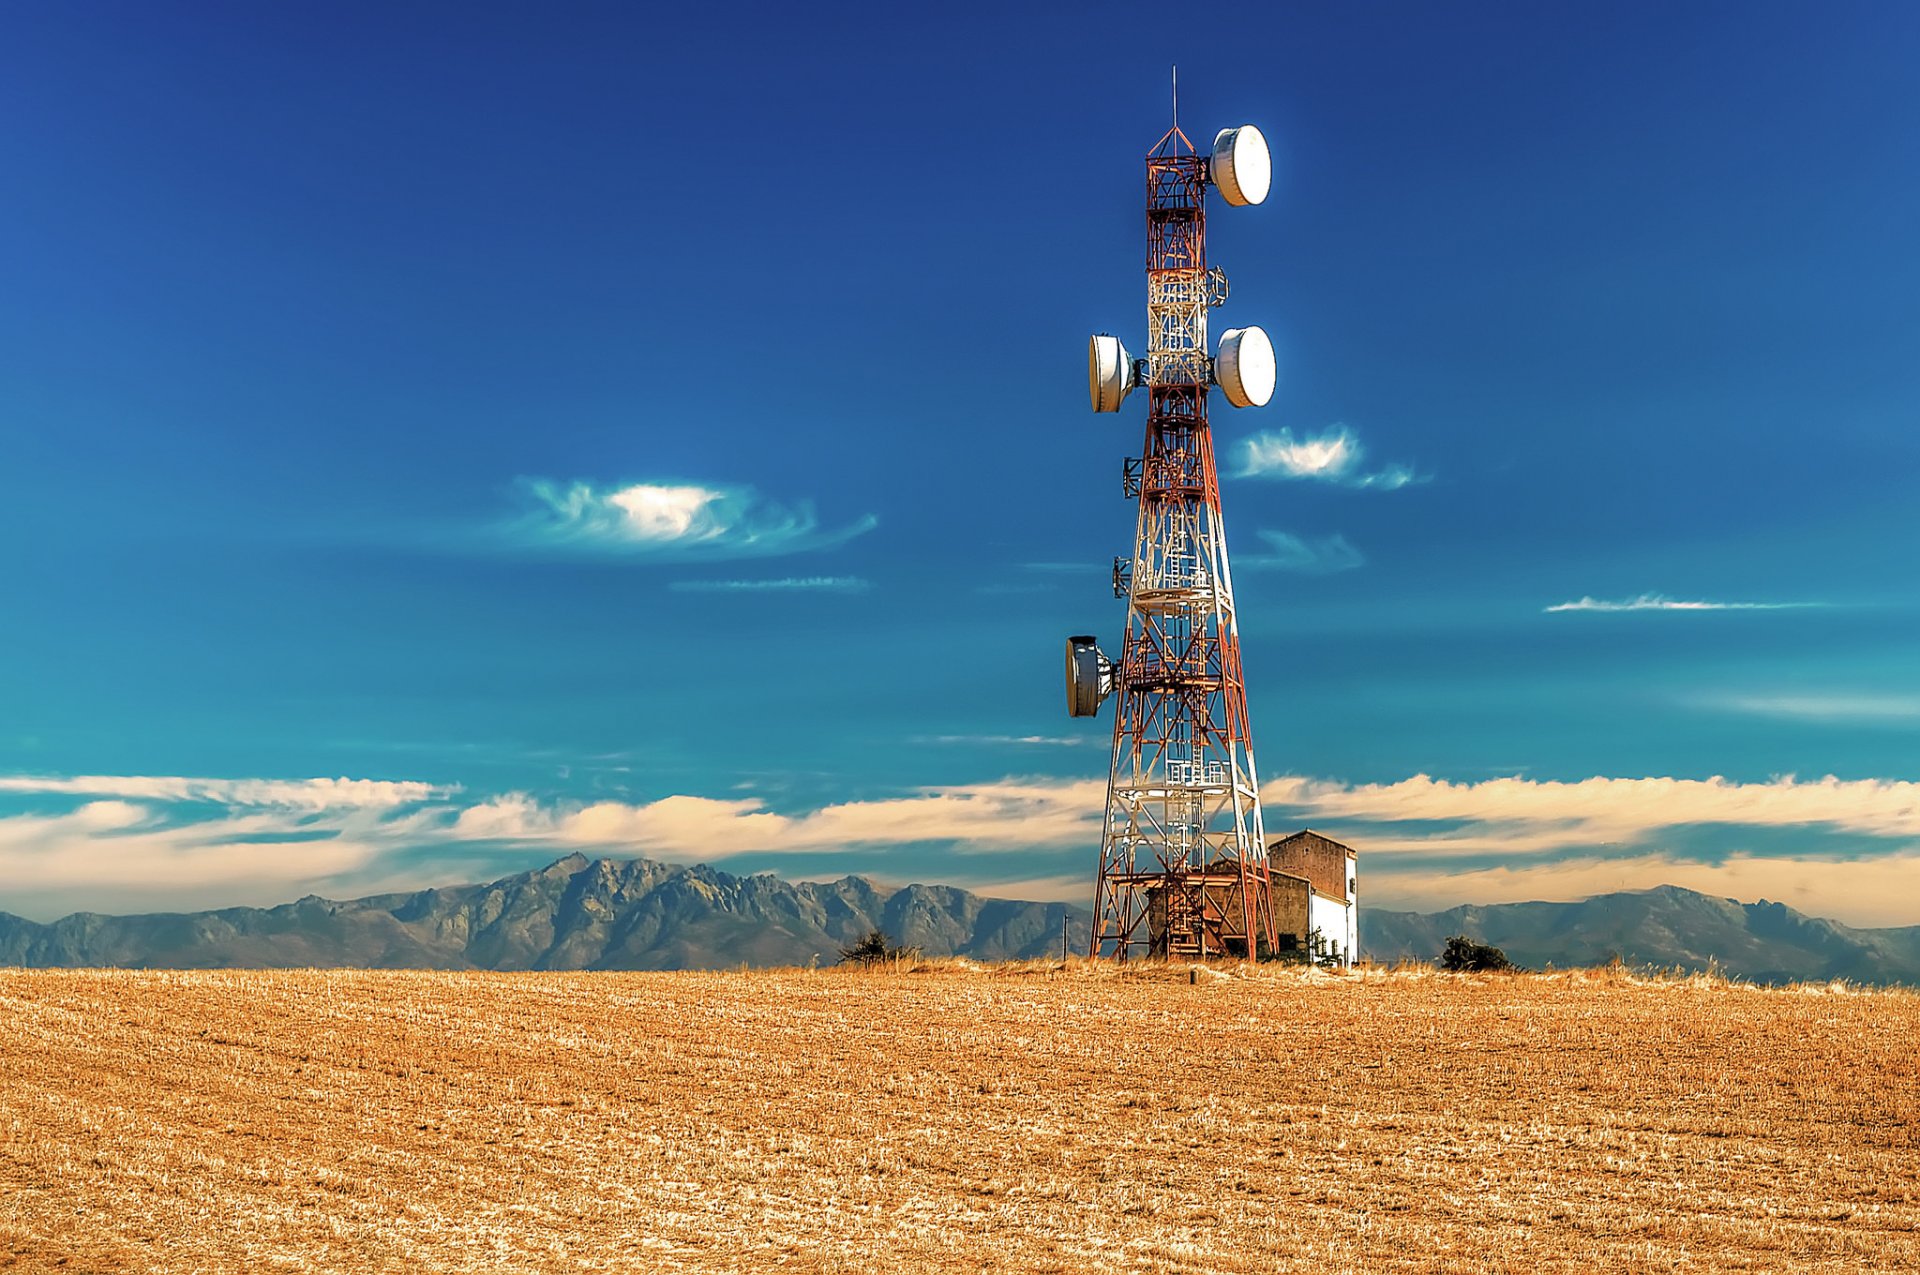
[[1088, 334, 1134, 413], [1211, 125, 1271, 207], [1216, 325, 1276, 409]]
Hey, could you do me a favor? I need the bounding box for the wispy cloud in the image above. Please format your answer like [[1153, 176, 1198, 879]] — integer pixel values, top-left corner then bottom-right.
[[0, 778, 464, 918], [972, 562, 1102, 595], [448, 780, 1108, 858], [494, 479, 877, 559], [1235, 425, 1421, 489], [0, 771, 1110, 919], [1261, 772, 1920, 852], [0, 801, 389, 909], [668, 576, 871, 594], [1546, 594, 1824, 614], [1238, 530, 1365, 574], [0, 774, 453, 809], [1695, 694, 1920, 723], [911, 735, 1099, 748], [1257, 771, 1920, 926]]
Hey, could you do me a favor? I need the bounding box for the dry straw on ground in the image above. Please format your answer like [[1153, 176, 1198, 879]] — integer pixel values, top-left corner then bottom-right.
[[1, 962, 1914, 1272]]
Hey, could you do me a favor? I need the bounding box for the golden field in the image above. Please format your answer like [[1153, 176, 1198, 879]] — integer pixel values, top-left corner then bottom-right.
[[1, 963, 1915, 1273]]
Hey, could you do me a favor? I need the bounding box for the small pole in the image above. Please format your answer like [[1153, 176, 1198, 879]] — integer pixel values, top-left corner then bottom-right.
[[1171, 64, 1179, 136], [1062, 912, 1070, 962]]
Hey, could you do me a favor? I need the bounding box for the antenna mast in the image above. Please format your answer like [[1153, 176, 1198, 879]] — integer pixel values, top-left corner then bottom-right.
[[1072, 97, 1279, 961]]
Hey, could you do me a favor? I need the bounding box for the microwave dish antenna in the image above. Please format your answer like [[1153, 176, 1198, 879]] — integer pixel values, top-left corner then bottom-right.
[[1088, 334, 1138, 413], [1211, 125, 1271, 207], [1216, 325, 1276, 408], [1065, 636, 1114, 718]]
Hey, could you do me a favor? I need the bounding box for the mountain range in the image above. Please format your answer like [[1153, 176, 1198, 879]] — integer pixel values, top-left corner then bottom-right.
[[1361, 885, 1920, 986], [0, 854, 1082, 971], [2, 855, 1916, 985]]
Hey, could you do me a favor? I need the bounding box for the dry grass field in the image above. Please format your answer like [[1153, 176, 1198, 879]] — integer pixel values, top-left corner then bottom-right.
[[1, 963, 1915, 1273]]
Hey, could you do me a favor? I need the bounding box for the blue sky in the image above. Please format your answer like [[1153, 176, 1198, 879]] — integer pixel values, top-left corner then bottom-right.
[[4, 2, 1920, 926]]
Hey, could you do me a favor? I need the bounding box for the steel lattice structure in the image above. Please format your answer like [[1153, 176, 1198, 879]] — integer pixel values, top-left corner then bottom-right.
[[1077, 118, 1278, 961]]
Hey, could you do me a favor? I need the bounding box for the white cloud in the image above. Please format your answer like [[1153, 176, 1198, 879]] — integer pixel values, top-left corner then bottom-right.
[[1546, 594, 1823, 614], [0, 774, 460, 918], [1257, 772, 1920, 926], [1236, 425, 1421, 489], [610, 483, 720, 539], [668, 576, 871, 594], [498, 478, 877, 559], [0, 771, 1103, 919], [1261, 772, 1920, 852], [1239, 530, 1365, 574], [0, 775, 451, 809], [1699, 694, 1920, 723], [11, 768, 1920, 928], [1242, 427, 1353, 478], [450, 779, 1109, 858], [0, 801, 388, 916]]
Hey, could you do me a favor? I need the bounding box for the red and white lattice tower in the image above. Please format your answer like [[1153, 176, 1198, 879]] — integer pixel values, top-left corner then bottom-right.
[[1067, 99, 1279, 961]]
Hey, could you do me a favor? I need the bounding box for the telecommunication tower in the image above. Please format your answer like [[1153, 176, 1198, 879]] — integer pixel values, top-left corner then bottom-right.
[[1066, 91, 1279, 961]]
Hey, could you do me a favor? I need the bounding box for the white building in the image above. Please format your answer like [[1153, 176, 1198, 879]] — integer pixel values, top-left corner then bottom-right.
[[1268, 829, 1359, 967]]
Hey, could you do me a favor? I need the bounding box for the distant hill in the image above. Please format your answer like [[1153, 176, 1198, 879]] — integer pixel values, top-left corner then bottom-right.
[[7, 861, 1916, 984], [1363, 885, 1920, 986], [0, 854, 1087, 971]]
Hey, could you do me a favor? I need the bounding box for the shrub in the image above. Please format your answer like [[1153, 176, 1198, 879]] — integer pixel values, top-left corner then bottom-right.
[[837, 928, 918, 967], [1261, 927, 1342, 969], [1441, 935, 1515, 972]]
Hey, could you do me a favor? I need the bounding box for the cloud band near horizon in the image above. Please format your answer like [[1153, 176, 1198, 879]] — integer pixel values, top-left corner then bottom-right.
[[5, 769, 1920, 928]]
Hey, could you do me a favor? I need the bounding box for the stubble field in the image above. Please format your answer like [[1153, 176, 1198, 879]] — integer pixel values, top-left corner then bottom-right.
[[1, 963, 1915, 1273]]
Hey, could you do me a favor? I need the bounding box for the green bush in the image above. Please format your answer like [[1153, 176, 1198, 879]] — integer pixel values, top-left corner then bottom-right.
[[1441, 934, 1515, 972]]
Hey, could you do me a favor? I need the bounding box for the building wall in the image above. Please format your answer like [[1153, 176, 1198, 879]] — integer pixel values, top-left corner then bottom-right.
[[1271, 874, 1310, 949], [1269, 872, 1356, 966], [1270, 830, 1353, 903], [1308, 891, 1357, 967]]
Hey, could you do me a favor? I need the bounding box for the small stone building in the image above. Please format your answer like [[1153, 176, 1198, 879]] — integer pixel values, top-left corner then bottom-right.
[[1268, 829, 1358, 966]]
